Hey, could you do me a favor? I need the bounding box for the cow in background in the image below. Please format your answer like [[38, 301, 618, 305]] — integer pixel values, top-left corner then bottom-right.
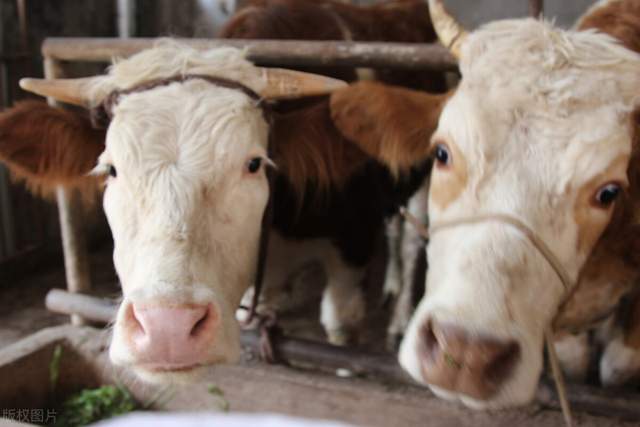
[[219, 0, 449, 347], [0, 42, 448, 379], [219, 0, 448, 93]]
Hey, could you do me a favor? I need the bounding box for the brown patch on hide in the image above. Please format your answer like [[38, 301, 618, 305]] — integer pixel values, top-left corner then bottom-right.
[[559, 247, 638, 332], [219, 0, 447, 93], [330, 81, 450, 175], [271, 97, 370, 197], [624, 293, 640, 348], [557, 108, 640, 331], [573, 154, 630, 254], [577, 0, 640, 53], [0, 101, 105, 198], [428, 140, 468, 210]]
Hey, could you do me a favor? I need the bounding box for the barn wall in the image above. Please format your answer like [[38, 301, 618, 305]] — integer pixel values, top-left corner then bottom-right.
[[352, 0, 599, 28], [445, 0, 598, 28], [0, 0, 117, 266], [0, 0, 611, 269]]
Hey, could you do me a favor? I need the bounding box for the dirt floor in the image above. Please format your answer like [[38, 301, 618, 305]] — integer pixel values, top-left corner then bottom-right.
[[2, 248, 640, 426]]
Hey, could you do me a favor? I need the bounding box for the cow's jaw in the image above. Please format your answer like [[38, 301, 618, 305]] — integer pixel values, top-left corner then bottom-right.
[[399, 19, 640, 409], [102, 80, 270, 380]]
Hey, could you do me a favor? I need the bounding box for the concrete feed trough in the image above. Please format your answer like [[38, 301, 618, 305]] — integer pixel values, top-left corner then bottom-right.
[[0, 325, 638, 426]]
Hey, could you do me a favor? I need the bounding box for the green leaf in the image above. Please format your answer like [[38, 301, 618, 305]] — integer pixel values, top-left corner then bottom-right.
[[55, 385, 140, 427], [49, 344, 63, 390]]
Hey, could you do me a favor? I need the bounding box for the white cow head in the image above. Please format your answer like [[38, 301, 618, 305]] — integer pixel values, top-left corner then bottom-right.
[[400, 0, 640, 409], [17, 42, 345, 382]]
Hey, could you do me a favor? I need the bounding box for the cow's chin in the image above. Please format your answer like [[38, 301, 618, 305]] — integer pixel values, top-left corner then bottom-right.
[[112, 350, 241, 385], [134, 364, 209, 385], [131, 358, 233, 385]]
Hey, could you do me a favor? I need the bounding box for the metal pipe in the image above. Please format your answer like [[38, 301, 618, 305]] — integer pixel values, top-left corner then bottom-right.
[[46, 288, 116, 325], [45, 288, 408, 382], [117, 0, 136, 39], [41, 38, 458, 71]]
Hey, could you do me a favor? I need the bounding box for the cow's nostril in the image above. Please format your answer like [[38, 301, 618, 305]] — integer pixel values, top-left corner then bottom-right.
[[421, 320, 441, 365], [189, 307, 211, 338], [128, 303, 146, 336], [417, 320, 521, 399], [484, 341, 520, 386]]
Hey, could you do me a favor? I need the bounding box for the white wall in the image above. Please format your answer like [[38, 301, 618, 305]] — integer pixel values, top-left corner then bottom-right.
[[445, 0, 598, 29]]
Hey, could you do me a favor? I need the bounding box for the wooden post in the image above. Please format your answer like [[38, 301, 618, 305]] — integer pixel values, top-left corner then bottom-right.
[[44, 58, 92, 326], [529, 0, 543, 18]]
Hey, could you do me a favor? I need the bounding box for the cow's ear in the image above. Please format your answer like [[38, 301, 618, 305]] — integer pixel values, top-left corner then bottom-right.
[[0, 100, 106, 195], [271, 98, 371, 197], [330, 81, 451, 175]]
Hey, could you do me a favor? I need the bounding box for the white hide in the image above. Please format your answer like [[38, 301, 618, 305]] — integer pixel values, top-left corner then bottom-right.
[[399, 19, 640, 409], [596, 314, 640, 387], [94, 44, 272, 379], [553, 333, 591, 382], [600, 335, 640, 387], [240, 230, 366, 346]]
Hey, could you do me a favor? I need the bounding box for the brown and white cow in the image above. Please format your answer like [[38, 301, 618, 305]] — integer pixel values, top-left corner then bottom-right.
[[219, 0, 449, 346], [393, 0, 640, 409], [219, 0, 448, 93], [0, 42, 447, 381]]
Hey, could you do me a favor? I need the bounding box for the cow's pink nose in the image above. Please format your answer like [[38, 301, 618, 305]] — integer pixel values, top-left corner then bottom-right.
[[128, 303, 217, 369]]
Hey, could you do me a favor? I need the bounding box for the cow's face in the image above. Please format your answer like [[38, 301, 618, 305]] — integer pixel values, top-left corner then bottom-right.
[[103, 80, 270, 380], [14, 44, 345, 382], [400, 16, 640, 409]]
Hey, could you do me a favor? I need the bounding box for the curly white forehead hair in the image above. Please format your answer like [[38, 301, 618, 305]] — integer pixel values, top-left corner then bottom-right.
[[459, 18, 640, 114], [88, 40, 261, 105]]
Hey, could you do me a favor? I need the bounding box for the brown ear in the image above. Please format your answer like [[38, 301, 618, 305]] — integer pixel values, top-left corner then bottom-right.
[[576, 0, 640, 53], [0, 101, 105, 196], [329, 81, 451, 175], [271, 98, 370, 197]]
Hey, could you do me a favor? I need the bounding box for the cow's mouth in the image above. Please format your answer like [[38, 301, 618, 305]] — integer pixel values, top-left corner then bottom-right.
[[131, 362, 213, 384], [140, 363, 203, 373]]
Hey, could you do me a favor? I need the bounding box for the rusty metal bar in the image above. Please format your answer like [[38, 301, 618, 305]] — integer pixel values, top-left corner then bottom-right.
[[529, 0, 543, 17], [45, 288, 409, 382], [41, 38, 458, 71], [45, 289, 640, 422]]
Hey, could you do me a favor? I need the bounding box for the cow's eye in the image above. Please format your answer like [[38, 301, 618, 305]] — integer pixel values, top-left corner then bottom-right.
[[247, 157, 262, 174], [594, 183, 621, 208], [108, 165, 117, 178], [434, 143, 451, 167]]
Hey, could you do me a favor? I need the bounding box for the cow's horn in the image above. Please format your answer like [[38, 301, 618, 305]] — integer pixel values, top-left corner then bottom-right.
[[252, 68, 347, 100], [19, 77, 102, 107], [428, 0, 468, 59]]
